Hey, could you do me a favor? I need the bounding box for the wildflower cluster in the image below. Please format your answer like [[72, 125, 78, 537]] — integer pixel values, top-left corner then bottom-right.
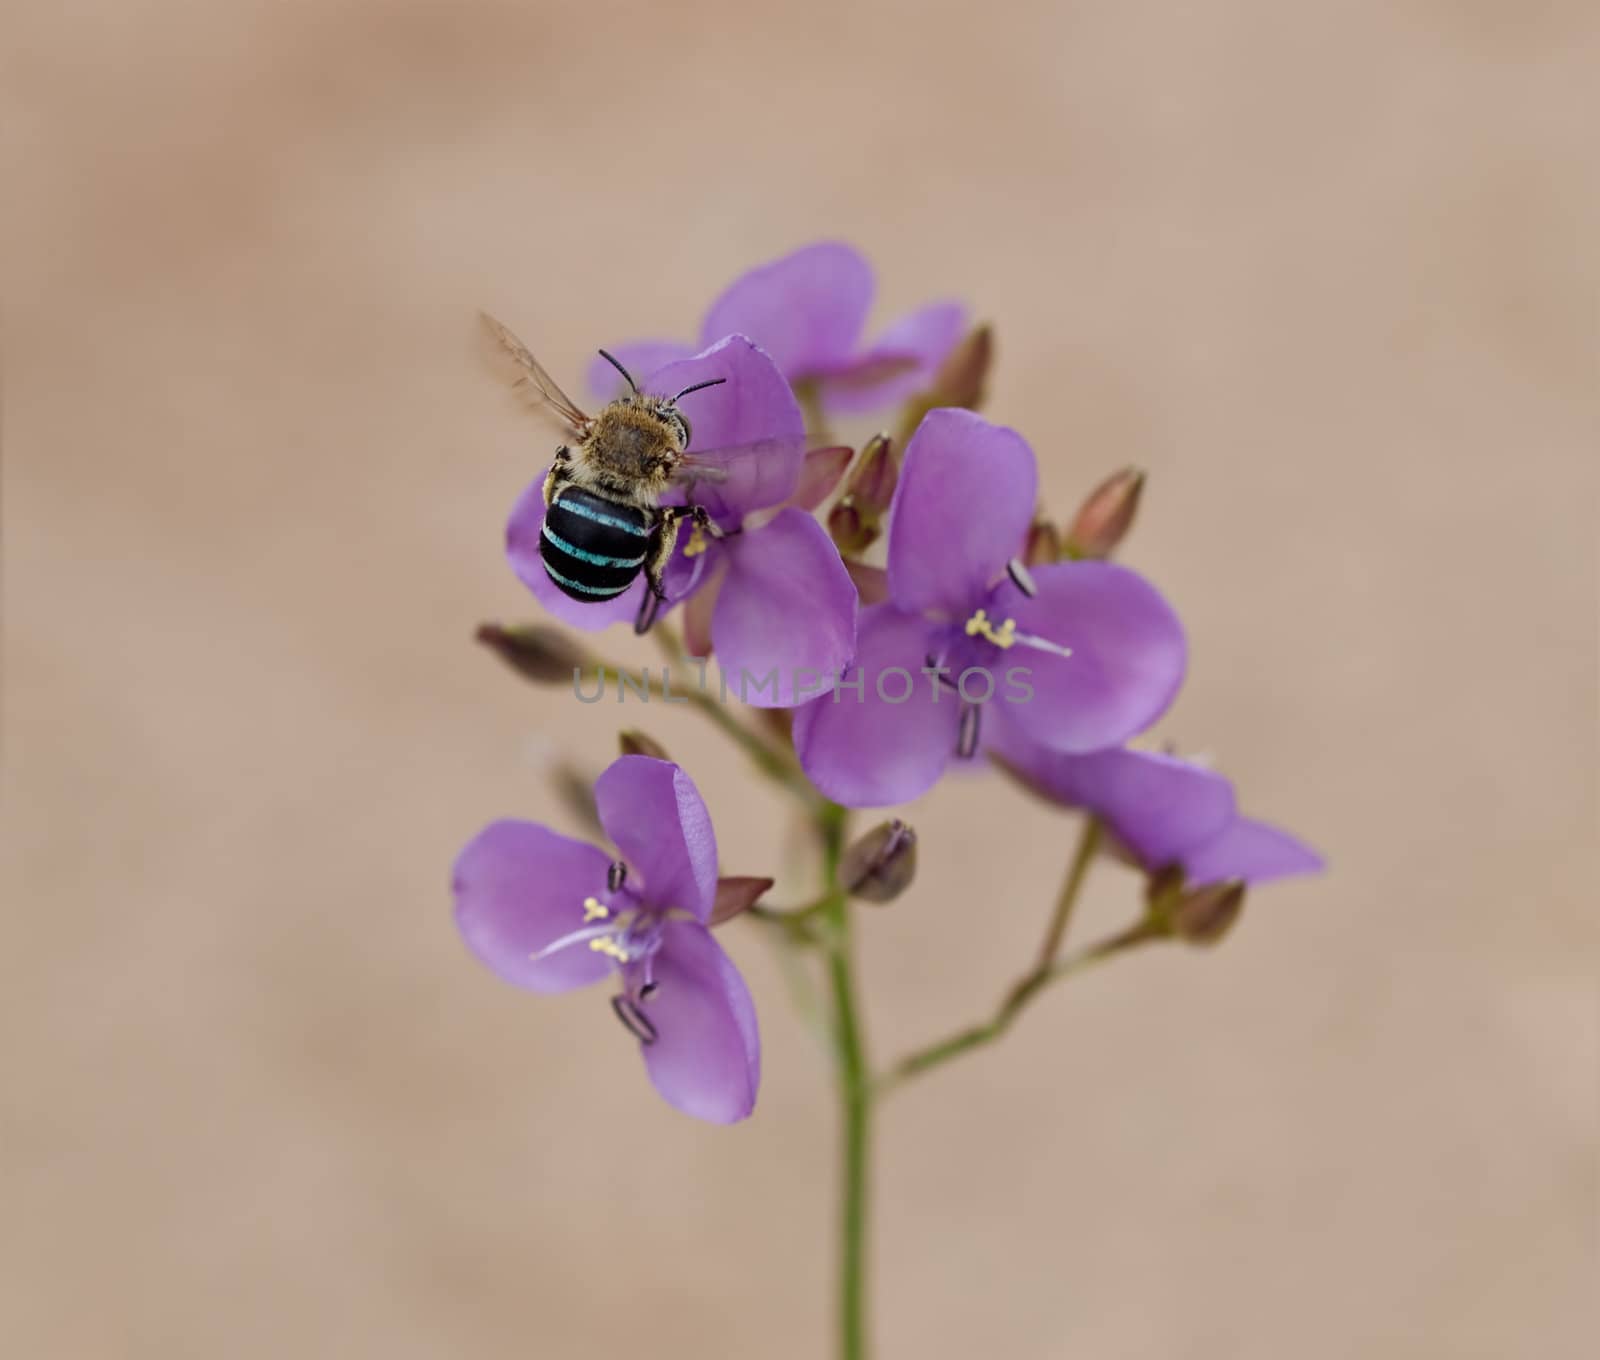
[[455, 241, 1322, 1355]]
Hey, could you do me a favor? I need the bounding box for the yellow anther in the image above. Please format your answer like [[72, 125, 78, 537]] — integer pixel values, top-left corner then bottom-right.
[[587, 936, 631, 961], [582, 896, 609, 922], [964, 608, 1017, 649], [683, 522, 709, 558]]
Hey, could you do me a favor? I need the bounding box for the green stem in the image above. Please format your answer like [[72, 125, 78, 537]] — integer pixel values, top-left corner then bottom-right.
[[1035, 816, 1102, 969], [817, 803, 871, 1360], [876, 922, 1161, 1094], [746, 903, 825, 946], [592, 656, 816, 806]]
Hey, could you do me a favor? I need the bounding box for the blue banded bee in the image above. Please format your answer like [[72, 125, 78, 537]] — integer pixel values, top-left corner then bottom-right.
[[482, 314, 795, 634]]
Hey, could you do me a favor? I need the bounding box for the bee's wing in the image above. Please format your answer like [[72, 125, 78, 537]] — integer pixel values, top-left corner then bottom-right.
[[479, 312, 591, 432], [673, 435, 809, 517]]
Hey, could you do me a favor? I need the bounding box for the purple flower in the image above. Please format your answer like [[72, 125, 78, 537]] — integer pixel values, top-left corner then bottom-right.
[[992, 730, 1324, 887], [586, 241, 967, 417], [507, 335, 858, 706], [792, 409, 1188, 808], [451, 756, 760, 1124]]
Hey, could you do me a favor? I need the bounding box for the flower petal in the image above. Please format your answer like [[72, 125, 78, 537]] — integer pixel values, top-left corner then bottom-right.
[[593, 756, 718, 919], [792, 604, 959, 807], [817, 301, 967, 415], [452, 821, 613, 994], [649, 336, 806, 522], [1000, 561, 1186, 752], [1183, 817, 1325, 887], [584, 340, 697, 402], [638, 919, 760, 1124], [989, 734, 1237, 871], [506, 472, 646, 631], [887, 409, 1038, 614], [711, 509, 859, 708], [697, 241, 873, 379]]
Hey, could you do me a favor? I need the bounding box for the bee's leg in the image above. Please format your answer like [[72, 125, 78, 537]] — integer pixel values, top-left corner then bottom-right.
[[635, 511, 682, 635], [688, 505, 739, 540], [542, 448, 572, 508]]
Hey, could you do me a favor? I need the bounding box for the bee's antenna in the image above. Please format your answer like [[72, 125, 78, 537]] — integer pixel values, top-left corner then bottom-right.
[[596, 349, 639, 395], [671, 377, 728, 403]]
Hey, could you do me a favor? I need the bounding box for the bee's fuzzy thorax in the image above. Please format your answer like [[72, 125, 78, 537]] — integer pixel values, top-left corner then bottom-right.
[[571, 398, 685, 507]]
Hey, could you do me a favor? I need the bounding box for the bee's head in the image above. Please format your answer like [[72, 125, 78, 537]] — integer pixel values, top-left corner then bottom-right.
[[593, 349, 725, 464], [656, 377, 727, 453]]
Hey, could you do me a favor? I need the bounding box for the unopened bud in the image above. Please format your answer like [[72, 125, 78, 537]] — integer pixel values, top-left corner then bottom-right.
[[618, 729, 671, 761], [789, 444, 854, 512], [1022, 517, 1062, 567], [843, 559, 890, 606], [476, 623, 591, 685], [929, 323, 993, 411], [828, 433, 896, 553], [895, 324, 994, 444], [1064, 467, 1145, 560], [840, 819, 918, 903], [1170, 880, 1246, 946], [828, 499, 870, 554], [549, 762, 603, 839], [709, 875, 775, 926]]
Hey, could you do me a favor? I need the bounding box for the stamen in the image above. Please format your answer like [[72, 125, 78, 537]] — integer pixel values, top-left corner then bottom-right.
[[531, 925, 611, 961], [588, 936, 632, 962], [967, 601, 1073, 659], [683, 521, 709, 557], [923, 653, 960, 690], [1010, 631, 1074, 660], [1006, 558, 1038, 598], [582, 896, 610, 922], [611, 995, 659, 1045], [964, 608, 1017, 649], [957, 703, 982, 758]]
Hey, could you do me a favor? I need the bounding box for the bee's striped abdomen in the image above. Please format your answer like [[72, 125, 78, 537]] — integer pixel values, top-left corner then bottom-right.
[[541, 488, 652, 601]]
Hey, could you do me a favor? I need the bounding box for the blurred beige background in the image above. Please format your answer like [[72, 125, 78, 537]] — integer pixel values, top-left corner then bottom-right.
[[5, 2, 1596, 1356]]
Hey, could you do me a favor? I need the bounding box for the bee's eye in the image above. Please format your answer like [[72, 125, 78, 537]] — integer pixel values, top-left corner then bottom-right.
[[671, 411, 692, 449]]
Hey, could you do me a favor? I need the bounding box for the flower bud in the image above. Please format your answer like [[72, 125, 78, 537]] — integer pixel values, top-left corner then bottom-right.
[[1064, 467, 1145, 560], [476, 623, 591, 685], [1170, 880, 1246, 946], [617, 729, 671, 761], [549, 761, 604, 839], [840, 819, 918, 904], [1022, 517, 1062, 567], [789, 444, 854, 512], [895, 324, 994, 444], [709, 875, 776, 926], [843, 559, 891, 606], [828, 433, 896, 554], [930, 323, 993, 412], [827, 499, 870, 554]]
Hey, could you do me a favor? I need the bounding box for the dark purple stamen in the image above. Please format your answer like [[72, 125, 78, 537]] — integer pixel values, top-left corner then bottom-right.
[[611, 994, 658, 1045], [924, 654, 960, 690], [957, 702, 982, 759]]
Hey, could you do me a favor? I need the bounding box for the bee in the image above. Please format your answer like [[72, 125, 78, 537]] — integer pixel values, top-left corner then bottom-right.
[[482, 313, 794, 634]]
